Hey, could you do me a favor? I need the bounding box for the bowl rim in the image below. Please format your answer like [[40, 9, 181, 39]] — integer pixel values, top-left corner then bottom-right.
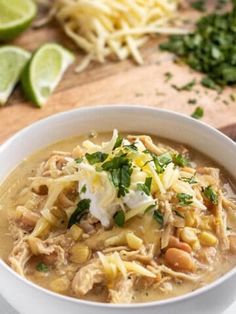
[[0, 104, 236, 309]]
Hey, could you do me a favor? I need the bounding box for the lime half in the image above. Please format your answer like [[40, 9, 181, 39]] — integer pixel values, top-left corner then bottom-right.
[[0, 46, 30, 105], [21, 43, 75, 107], [0, 0, 37, 40]]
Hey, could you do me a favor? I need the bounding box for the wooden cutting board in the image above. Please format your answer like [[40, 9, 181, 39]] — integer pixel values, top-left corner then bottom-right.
[[1, 3, 236, 143]]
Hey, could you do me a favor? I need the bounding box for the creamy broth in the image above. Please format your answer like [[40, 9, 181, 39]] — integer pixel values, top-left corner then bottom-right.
[[0, 132, 236, 303]]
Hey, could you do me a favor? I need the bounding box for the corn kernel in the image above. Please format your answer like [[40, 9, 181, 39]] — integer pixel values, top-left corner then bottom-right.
[[126, 232, 143, 250], [50, 276, 70, 293], [70, 243, 91, 264], [199, 217, 213, 231], [192, 239, 201, 251], [185, 212, 196, 227], [199, 231, 218, 247], [180, 227, 198, 244], [69, 224, 83, 241]]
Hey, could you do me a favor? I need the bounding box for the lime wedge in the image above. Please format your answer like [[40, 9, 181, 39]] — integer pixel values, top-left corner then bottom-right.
[[0, 46, 30, 105], [0, 0, 37, 40], [21, 43, 75, 107]]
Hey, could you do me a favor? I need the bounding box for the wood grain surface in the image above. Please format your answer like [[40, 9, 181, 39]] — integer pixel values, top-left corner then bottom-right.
[[0, 3, 236, 143]]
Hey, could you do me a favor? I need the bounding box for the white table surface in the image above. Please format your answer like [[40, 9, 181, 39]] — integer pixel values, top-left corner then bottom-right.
[[1, 294, 235, 314]]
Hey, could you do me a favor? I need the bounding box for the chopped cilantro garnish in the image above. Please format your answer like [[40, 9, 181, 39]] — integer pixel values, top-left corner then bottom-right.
[[153, 210, 164, 226], [68, 199, 91, 228], [80, 184, 87, 194], [85, 152, 108, 165], [114, 210, 125, 227], [230, 93, 236, 102], [153, 152, 172, 173], [113, 135, 123, 150], [181, 176, 197, 184], [191, 0, 205, 11], [191, 106, 204, 119], [160, 4, 236, 89], [137, 177, 152, 196], [172, 79, 196, 92], [201, 77, 221, 91], [36, 262, 49, 273], [177, 193, 193, 206], [173, 153, 189, 167], [124, 143, 138, 152], [75, 157, 83, 163], [102, 155, 132, 197], [188, 98, 197, 105], [145, 204, 156, 212], [164, 72, 173, 82], [203, 186, 218, 205], [102, 155, 128, 170]]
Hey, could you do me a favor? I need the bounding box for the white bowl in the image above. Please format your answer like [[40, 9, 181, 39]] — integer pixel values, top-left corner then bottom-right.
[[0, 105, 236, 314]]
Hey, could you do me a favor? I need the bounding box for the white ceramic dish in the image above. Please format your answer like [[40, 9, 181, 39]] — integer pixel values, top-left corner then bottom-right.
[[1, 297, 236, 314], [0, 105, 236, 314]]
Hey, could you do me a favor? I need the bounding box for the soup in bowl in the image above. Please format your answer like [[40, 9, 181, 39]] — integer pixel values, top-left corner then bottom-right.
[[0, 106, 236, 314]]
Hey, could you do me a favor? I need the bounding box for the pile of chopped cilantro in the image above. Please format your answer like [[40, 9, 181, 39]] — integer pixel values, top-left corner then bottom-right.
[[160, 1, 236, 88]]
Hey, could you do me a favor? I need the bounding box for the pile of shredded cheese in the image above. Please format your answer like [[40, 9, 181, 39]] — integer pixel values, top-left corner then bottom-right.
[[40, 0, 188, 72]]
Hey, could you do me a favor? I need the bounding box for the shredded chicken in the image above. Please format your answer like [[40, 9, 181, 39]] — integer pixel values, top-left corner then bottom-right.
[[127, 135, 164, 155], [109, 276, 134, 303], [27, 236, 69, 268], [120, 244, 157, 264], [197, 167, 220, 187], [8, 240, 31, 276], [161, 201, 174, 249], [157, 265, 200, 282], [215, 192, 230, 250], [72, 259, 104, 296]]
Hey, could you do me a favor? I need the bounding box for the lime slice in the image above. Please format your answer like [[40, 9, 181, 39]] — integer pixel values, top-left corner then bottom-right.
[[21, 43, 75, 107], [0, 46, 30, 105], [0, 0, 37, 40]]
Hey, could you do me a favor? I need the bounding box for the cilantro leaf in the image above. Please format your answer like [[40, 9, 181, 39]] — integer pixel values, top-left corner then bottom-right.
[[113, 135, 123, 150], [102, 155, 129, 170], [203, 186, 218, 205], [153, 152, 172, 173], [114, 210, 125, 227], [188, 98, 197, 105], [177, 193, 193, 206], [75, 157, 83, 163], [137, 177, 152, 196], [102, 156, 132, 198], [85, 152, 108, 165], [153, 210, 164, 226], [172, 79, 196, 91], [80, 184, 87, 194], [68, 199, 91, 228], [36, 262, 49, 273], [181, 176, 197, 184], [173, 153, 189, 167], [191, 0, 205, 11], [124, 143, 138, 152], [191, 106, 204, 119], [164, 72, 173, 82], [201, 77, 221, 92]]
